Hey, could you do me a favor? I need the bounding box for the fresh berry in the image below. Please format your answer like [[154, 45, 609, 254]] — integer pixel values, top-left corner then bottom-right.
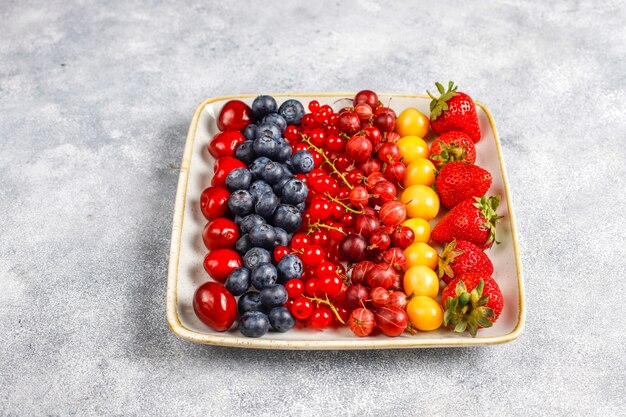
[[437, 239, 494, 284], [428, 81, 481, 142], [435, 162, 492, 210], [429, 131, 476, 168], [432, 196, 501, 248], [441, 274, 503, 336]]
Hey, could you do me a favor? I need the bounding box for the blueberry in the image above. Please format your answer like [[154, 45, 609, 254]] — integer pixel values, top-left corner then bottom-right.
[[282, 178, 308, 205], [296, 202, 306, 212], [249, 223, 277, 249], [260, 284, 288, 309], [272, 177, 290, 196], [235, 141, 256, 165], [255, 123, 281, 141], [251, 95, 277, 120], [278, 161, 293, 176], [253, 135, 279, 158], [271, 204, 302, 233], [224, 267, 250, 296], [250, 262, 278, 290], [278, 99, 305, 125], [239, 214, 265, 234], [249, 156, 272, 179], [235, 234, 253, 256], [275, 140, 293, 163], [243, 124, 258, 142], [249, 180, 274, 201], [290, 150, 314, 174], [238, 292, 263, 315], [228, 189, 254, 216], [233, 215, 243, 225], [273, 227, 289, 247], [260, 161, 287, 185], [255, 191, 279, 219], [226, 168, 252, 191], [268, 307, 296, 332], [238, 311, 270, 338], [243, 247, 272, 270], [262, 113, 287, 132], [276, 254, 303, 282]]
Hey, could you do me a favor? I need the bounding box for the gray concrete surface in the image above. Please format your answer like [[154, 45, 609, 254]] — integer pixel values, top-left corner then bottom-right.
[[1, 0, 625, 415]]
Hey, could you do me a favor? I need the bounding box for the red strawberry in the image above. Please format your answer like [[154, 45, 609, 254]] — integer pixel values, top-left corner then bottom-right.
[[431, 196, 501, 248], [437, 239, 494, 284], [428, 82, 481, 142], [429, 131, 476, 169], [441, 273, 503, 336], [435, 162, 492, 209]]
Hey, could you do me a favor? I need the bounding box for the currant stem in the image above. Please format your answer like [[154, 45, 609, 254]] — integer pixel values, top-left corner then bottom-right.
[[307, 220, 347, 236], [304, 294, 345, 324], [324, 192, 362, 214], [301, 134, 354, 190]]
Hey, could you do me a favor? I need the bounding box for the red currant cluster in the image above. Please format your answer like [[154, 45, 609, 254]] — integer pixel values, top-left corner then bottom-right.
[[269, 91, 418, 335]]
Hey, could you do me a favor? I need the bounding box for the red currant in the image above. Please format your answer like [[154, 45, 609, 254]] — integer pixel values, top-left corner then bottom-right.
[[291, 297, 313, 320], [308, 100, 320, 112], [309, 305, 333, 329], [302, 245, 324, 267], [309, 230, 330, 247], [320, 275, 342, 298], [274, 245, 290, 262], [284, 125, 301, 143], [315, 261, 336, 278], [291, 233, 311, 251], [305, 278, 321, 297], [285, 279, 304, 299]]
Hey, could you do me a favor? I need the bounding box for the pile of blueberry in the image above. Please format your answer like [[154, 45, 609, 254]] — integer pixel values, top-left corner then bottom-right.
[[223, 96, 314, 337]]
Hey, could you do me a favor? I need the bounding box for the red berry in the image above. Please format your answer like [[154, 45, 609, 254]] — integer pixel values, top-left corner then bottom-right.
[[193, 282, 237, 331], [200, 186, 231, 220], [320, 275, 342, 298], [217, 100, 252, 131], [337, 111, 361, 135], [208, 131, 246, 158], [353, 90, 379, 109], [370, 287, 390, 308], [375, 305, 408, 337], [348, 308, 375, 337], [379, 200, 407, 227], [346, 135, 373, 162], [274, 245, 290, 262], [285, 279, 304, 299], [309, 305, 333, 329], [349, 186, 369, 208], [291, 233, 311, 251], [291, 297, 313, 320], [302, 245, 324, 266], [203, 249, 242, 283], [202, 218, 239, 250]]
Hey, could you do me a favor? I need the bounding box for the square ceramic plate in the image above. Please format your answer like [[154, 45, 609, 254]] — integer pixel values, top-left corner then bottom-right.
[[166, 93, 525, 349]]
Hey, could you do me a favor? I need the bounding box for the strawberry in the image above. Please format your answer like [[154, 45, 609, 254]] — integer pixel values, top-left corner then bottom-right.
[[437, 239, 494, 284], [431, 196, 501, 248], [428, 81, 481, 142], [441, 273, 503, 336], [429, 131, 476, 169], [435, 162, 492, 209]]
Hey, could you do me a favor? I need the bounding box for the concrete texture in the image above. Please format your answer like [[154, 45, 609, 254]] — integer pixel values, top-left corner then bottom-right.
[[1, 0, 625, 415]]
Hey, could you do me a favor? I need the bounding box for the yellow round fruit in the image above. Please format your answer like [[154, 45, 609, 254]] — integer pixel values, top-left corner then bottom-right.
[[404, 242, 438, 269], [404, 158, 436, 187], [396, 108, 430, 138], [406, 296, 443, 331], [400, 185, 440, 220], [403, 266, 439, 298], [396, 136, 429, 165], [402, 218, 431, 243]]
